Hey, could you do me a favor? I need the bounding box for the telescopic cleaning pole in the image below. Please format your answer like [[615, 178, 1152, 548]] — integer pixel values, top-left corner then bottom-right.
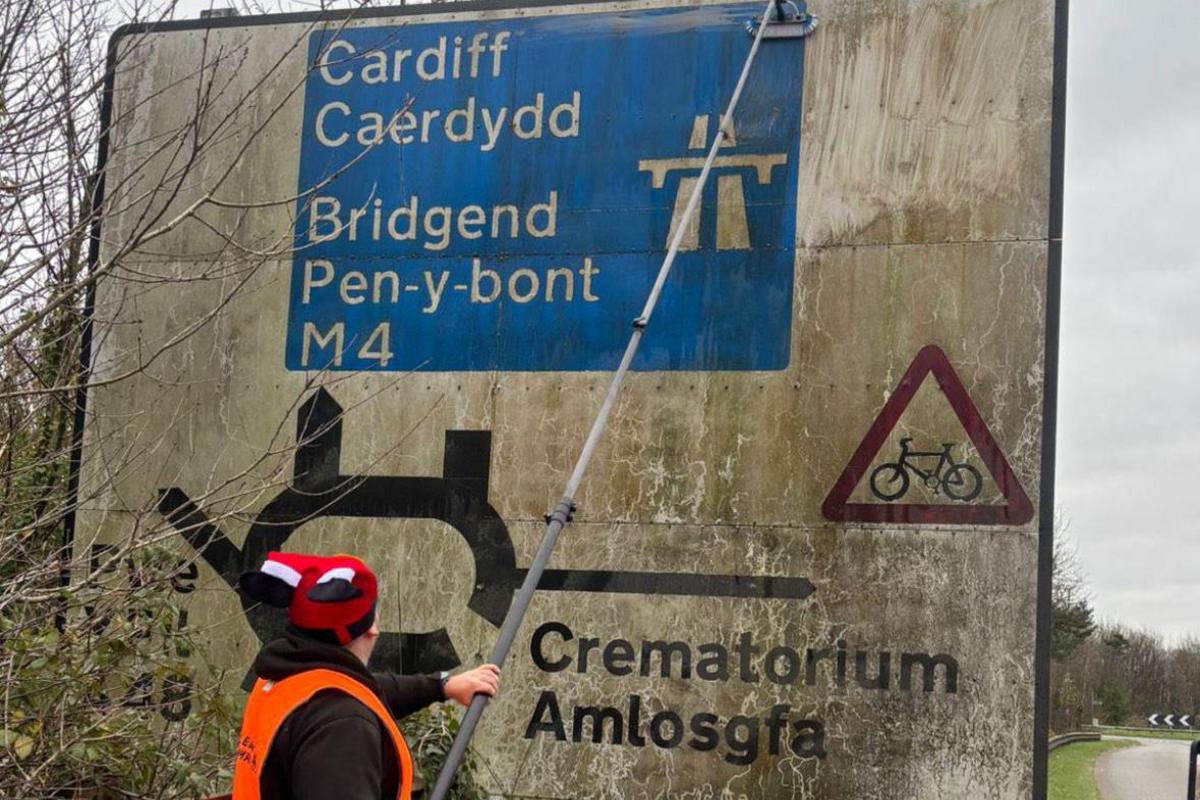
[[427, 2, 806, 797]]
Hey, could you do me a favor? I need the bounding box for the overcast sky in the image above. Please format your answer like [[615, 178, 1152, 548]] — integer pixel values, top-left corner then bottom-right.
[[1060, 1, 1200, 640], [162, 0, 1199, 640]]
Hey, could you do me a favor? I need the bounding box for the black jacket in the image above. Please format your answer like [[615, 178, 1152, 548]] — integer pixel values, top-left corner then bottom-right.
[[250, 629, 444, 800]]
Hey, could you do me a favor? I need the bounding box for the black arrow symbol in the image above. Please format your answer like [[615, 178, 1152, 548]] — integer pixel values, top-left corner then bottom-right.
[[157, 388, 816, 684]]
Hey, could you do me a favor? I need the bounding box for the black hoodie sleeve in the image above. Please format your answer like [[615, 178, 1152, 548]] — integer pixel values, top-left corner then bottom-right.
[[374, 672, 445, 719]]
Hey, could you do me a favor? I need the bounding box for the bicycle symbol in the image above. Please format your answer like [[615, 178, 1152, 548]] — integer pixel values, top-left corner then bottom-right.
[[868, 438, 983, 503]]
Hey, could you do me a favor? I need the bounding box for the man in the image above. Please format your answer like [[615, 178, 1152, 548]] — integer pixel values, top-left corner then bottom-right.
[[231, 552, 500, 800]]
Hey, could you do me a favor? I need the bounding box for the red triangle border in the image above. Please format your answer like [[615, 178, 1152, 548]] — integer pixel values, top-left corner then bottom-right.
[[821, 345, 1035, 526]]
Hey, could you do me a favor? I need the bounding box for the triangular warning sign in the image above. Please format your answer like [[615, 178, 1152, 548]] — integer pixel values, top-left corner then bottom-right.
[[822, 345, 1034, 526]]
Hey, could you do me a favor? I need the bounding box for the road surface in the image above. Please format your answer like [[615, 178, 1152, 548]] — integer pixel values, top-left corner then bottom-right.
[[1095, 736, 1196, 800]]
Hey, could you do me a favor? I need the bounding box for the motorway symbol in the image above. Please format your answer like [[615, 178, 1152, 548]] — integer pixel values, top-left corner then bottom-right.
[[821, 345, 1034, 526], [157, 388, 815, 685], [638, 114, 788, 252]]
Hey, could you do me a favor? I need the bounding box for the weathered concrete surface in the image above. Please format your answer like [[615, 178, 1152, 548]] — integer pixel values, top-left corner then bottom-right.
[[1096, 737, 1194, 800], [798, 0, 1055, 248], [77, 0, 1059, 797]]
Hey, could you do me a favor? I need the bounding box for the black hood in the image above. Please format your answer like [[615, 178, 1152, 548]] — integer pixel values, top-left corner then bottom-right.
[[252, 625, 381, 694]]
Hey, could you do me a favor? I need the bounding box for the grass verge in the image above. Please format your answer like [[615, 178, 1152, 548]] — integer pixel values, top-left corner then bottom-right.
[[1048, 739, 1138, 800]]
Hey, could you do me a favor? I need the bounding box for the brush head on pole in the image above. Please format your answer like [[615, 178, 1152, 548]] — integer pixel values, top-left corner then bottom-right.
[[745, 1, 818, 39]]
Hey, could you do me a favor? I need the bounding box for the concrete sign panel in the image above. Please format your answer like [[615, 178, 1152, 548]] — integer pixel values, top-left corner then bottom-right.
[[75, 0, 1066, 797]]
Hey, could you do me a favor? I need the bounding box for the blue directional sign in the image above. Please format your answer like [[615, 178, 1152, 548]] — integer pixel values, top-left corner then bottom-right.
[[285, 2, 807, 372]]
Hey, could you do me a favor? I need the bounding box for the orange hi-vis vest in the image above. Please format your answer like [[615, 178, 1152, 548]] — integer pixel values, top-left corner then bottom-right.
[[232, 668, 413, 800]]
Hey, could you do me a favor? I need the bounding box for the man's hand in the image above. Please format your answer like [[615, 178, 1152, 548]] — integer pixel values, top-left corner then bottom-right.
[[442, 664, 501, 706]]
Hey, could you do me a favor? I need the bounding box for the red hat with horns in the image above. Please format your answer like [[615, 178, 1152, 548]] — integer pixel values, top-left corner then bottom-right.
[[238, 552, 378, 646]]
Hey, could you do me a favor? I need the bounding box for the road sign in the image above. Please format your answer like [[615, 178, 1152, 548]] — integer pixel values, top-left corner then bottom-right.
[[287, 15, 802, 372], [821, 345, 1035, 526], [74, 0, 1065, 797], [1149, 713, 1194, 729]]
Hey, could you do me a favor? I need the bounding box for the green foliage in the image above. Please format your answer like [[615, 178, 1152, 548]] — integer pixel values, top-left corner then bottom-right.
[[1051, 597, 1097, 661], [1102, 631, 1131, 654], [1094, 677, 1132, 726], [0, 546, 238, 799], [400, 703, 490, 800]]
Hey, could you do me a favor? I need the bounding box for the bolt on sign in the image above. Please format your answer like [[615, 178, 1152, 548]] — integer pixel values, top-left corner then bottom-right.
[[73, 0, 1066, 797]]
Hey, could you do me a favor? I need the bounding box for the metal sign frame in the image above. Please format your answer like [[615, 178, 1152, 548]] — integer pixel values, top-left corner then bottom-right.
[[1188, 739, 1199, 799], [63, 0, 1070, 796]]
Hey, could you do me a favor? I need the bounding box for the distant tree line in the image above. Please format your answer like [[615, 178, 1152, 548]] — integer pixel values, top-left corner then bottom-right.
[[1049, 532, 1200, 731]]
